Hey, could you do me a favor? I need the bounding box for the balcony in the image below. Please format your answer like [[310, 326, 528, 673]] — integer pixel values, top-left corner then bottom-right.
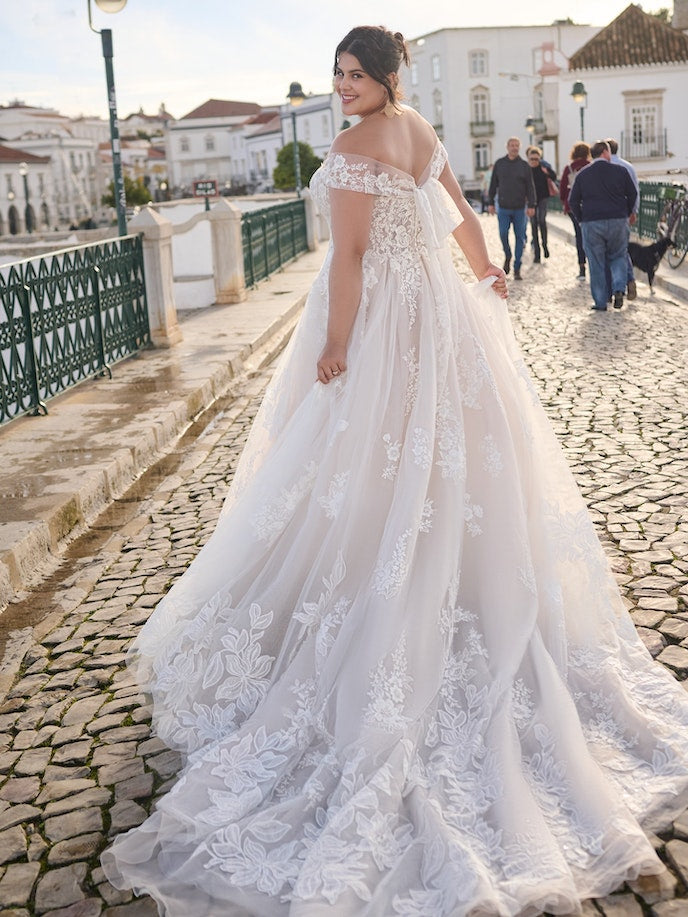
[[620, 129, 667, 160], [470, 120, 495, 138]]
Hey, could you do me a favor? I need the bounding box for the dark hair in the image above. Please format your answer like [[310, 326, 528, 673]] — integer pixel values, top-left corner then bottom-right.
[[590, 140, 610, 159], [570, 141, 591, 160], [334, 26, 410, 107], [605, 137, 619, 154]]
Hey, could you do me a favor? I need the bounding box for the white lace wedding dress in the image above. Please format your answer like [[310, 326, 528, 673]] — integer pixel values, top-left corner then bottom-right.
[[102, 142, 688, 916]]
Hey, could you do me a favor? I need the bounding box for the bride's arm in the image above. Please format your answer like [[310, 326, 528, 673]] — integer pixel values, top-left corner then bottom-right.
[[439, 163, 508, 299], [317, 187, 376, 384]]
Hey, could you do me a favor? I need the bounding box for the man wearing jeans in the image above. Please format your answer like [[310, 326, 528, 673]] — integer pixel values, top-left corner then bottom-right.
[[488, 137, 536, 280], [568, 140, 637, 311]]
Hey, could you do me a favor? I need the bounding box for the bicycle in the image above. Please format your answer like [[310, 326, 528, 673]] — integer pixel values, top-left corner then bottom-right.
[[658, 182, 688, 268]]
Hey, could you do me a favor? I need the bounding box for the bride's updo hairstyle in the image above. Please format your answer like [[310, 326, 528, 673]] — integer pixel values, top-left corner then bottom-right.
[[334, 26, 410, 109]]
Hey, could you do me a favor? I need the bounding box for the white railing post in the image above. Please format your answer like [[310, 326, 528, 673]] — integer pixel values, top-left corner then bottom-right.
[[129, 208, 182, 347], [209, 198, 246, 304]]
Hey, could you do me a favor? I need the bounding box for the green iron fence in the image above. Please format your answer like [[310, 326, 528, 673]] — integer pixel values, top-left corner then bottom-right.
[[0, 234, 149, 426], [242, 199, 308, 287]]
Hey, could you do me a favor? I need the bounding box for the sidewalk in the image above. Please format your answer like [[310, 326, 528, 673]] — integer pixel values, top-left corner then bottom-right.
[[0, 247, 327, 611], [547, 210, 688, 304]]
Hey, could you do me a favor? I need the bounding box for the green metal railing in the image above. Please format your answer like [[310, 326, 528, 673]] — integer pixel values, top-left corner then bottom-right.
[[242, 200, 308, 287], [0, 235, 149, 426], [549, 179, 687, 239]]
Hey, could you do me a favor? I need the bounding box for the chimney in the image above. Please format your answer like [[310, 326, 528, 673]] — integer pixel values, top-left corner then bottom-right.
[[673, 0, 688, 31]]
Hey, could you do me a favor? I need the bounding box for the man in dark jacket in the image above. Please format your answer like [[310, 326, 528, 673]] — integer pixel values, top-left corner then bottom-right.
[[488, 137, 536, 279], [569, 140, 637, 311]]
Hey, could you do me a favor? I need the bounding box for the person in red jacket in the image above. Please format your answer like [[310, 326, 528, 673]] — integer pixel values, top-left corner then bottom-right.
[[559, 141, 591, 280]]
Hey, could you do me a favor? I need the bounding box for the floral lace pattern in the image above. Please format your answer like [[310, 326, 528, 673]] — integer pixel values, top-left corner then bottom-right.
[[103, 139, 688, 917]]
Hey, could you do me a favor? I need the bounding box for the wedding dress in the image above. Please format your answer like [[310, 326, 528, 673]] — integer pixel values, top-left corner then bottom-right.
[[102, 142, 688, 916]]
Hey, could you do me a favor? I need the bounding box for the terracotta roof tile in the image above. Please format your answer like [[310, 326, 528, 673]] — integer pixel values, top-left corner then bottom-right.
[[569, 3, 688, 70], [178, 98, 262, 120], [0, 143, 51, 164]]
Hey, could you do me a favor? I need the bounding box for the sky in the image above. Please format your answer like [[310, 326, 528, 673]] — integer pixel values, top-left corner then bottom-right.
[[1, 0, 649, 122]]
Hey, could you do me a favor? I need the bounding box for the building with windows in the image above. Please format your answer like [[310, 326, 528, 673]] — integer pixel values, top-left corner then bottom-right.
[[0, 144, 52, 235], [403, 22, 600, 186], [565, 3, 688, 176], [279, 93, 341, 161]]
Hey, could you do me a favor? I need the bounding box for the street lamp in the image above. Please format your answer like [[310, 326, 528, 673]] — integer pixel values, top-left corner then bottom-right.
[[19, 162, 32, 233], [287, 81, 306, 196], [88, 0, 128, 237], [571, 81, 587, 141], [525, 116, 536, 148]]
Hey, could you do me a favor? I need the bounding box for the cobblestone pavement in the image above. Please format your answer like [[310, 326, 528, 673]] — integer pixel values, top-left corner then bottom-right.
[[1, 220, 688, 916]]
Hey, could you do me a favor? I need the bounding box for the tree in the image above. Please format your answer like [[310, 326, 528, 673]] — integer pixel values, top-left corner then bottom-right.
[[101, 175, 152, 208], [648, 7, 670, 21], [273, 142, 322, 191]]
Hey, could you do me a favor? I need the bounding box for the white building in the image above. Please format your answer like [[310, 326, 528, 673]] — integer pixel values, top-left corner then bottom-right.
[[0, 143, 52, 235], [163, 99, 265, 195], [244, 114, 282, 192], [563, 3, 688, 178], [403, 22, 600, 185], [279, 93, 341, 161]]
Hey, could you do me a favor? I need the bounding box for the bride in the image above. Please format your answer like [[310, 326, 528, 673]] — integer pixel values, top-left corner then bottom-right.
[[102, 25, 688, 916]]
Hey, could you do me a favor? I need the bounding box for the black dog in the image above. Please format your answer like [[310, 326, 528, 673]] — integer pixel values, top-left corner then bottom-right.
[[627, 235, 672, 294]]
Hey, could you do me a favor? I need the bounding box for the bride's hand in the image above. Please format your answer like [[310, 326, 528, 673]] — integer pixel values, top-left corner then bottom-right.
[[317, 343, 347, 384], [480, 264, 508, 299]]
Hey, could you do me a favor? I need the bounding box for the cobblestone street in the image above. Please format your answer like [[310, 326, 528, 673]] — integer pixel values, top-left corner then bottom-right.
[[1, 217, 688, 916]]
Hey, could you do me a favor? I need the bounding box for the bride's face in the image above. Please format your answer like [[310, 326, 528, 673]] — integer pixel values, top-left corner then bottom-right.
[[334, 51, 389, 118]]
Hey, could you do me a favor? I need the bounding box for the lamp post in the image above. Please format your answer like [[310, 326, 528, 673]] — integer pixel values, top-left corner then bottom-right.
[[287, 81, 306, 196], [571, 81, 587, 141], [525, 117, 536, 149], [19, 161, 32, 233], [88, 0, 128, 237]]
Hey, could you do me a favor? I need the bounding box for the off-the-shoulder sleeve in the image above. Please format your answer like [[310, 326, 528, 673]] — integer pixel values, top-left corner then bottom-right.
[[322, 152, 413, 196]]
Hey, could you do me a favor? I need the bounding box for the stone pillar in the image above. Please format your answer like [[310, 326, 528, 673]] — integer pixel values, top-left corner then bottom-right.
[[209, 198, 246, 304], [302, 189, 319, 252], [129, 207, 182, 347]]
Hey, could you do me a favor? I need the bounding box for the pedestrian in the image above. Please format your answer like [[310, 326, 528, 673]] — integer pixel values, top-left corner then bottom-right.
[[526, 145, 558, 262], [559, 141, 591, 279], [607, 137, 640, 300], [102, 26, 688, 917], [488, 136, 536, 279], [480, 162, 492, 213], [569, 139, 637, 311]]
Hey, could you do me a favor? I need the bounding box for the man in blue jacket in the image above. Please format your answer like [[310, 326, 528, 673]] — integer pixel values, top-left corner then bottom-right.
[[569, 140, 637, 311], [488, 137, 536, 280]]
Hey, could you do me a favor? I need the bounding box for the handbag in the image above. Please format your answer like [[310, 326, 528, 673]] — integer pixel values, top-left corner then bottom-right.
[[546, 175, 559, 197]]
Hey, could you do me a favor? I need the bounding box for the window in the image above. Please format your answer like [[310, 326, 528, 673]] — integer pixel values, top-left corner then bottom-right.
[[623, 90, 665, 158], [433, 90, 443, 138], [303, 119, 311, 142], [410, 61, 419, 86], [431, 54, 441, 81], [474, 142, 490, 171], [469, 50, 488, 77], [471, 88, 490, 123], [411, 94, 421, 113], [322, 114, 329, 137], [180, 136, 189, 152], [205, 134, 215, 151]]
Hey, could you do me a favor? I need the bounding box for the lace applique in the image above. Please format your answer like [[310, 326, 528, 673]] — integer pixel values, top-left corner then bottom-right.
[[512, 679, 535, 730], [481, 434, 503, 477], [251, 461, 318, 541], [318, 471, 350, 519], [382, 433, 402, 480], [373, 529, 413, 599], [420, 499, 435, 533], [364, 635, 413, 732], [464, 494, 484, 537], [294, 552, 346, 632], [436, 389, 466, 482], [412, 427, 433, 470], [402, 347, 420, 415]]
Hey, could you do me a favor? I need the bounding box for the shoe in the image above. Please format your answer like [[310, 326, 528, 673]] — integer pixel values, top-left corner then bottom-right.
[[543, 243, 550, 258], [503, 258, 511, 275], [578, 265, 586, 280], [514, 269, 522, 280], [613, 291, 624, 309], [627, 280, 637, 300], [591, 304, 607, 311]]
